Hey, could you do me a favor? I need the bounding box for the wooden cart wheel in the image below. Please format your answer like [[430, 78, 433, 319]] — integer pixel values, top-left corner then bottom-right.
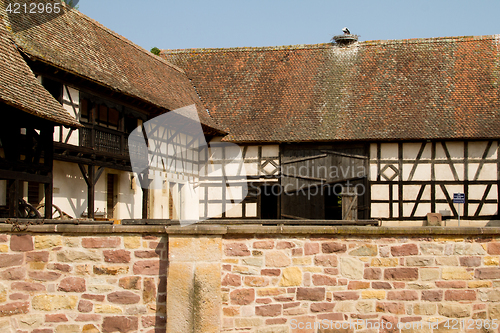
[[18, 199, 42, 219], [36, 203, 63, 219]]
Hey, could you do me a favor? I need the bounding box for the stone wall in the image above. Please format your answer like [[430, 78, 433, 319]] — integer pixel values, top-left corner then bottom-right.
[[220, 228, 500, 333], [0, 225, 167, 333], [0, 224, 499, 333]]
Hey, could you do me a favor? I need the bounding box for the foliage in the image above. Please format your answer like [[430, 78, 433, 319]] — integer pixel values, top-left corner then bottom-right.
[[150, 47, 161, 56]]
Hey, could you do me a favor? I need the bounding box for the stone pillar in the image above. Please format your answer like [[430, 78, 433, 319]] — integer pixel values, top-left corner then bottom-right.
[[166, 235, 222, 333]]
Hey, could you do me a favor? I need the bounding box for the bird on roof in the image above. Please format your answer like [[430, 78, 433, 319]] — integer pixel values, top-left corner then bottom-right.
[[342, 27, 351, 35]]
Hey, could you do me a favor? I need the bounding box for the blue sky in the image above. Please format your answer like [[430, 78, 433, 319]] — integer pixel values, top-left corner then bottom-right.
[[79, 0, 500, 51]]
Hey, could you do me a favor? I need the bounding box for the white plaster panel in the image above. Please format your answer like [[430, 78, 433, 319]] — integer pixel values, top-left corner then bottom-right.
[[487, 185, 498, 200], [369, 164, 378, 181], [446, 142, 464, 160], [402, 203, 413, 217], [371, 185, 389, 200], [436, 185, 464, 200], [478, 203, 498, 216], [380, 143, 398, 160], [434, 164, 462, 181], [226, 186, 243, 201], [371, 203, 389, 218], [208, 204, 223, 218], [414, 202, 431, 217], [402, 185, 430, 201], [246, 203, 257, 217], [245, 146, 259, 159], [469, 185, 488, 200], [225, 145, 243, 160], [403, 142, 431, 160], [226, 203, 243, 218], [402, 163, 431, 181], [244, 163, 259, 176], [468, 141, 489, 159], [475, 163, 497, 181], [207, 187, 222, 200], [370, 144, 377, 161], [262, 145, 279, 158], [393, 185, 398, 200]]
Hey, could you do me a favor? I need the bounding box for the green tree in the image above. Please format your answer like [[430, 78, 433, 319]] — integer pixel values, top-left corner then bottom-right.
[[62, 0, 79, 10], [150, 47, 161, 56]]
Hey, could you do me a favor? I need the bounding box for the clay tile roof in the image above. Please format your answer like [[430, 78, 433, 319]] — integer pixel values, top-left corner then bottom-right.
[[0, 8, 79, 127], [162, 35, 500, 143], [1, 0, 223, 132]]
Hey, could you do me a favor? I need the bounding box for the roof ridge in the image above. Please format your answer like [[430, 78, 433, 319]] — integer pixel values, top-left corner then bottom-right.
[[69, 5, 185, 74], [162, 34, 500, 54]]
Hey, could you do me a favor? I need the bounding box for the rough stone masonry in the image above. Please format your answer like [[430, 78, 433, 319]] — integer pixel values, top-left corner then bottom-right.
[[0, 224, 499, 333]]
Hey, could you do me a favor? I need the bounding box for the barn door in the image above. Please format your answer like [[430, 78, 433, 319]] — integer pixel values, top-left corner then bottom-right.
[[280, 144, 368, 220]]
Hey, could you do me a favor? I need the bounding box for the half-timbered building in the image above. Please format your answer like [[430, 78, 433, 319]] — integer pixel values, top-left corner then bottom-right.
[[0, 1, 224, 220], [162, 35, 500, 225]]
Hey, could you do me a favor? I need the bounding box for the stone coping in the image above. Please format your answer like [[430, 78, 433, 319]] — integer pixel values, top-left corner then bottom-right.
[[0, 223, 499, 236]]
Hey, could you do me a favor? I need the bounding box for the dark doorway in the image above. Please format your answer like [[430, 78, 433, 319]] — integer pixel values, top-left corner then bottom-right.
[[260, 185, 278, 219], [325, 184, 343, 220]]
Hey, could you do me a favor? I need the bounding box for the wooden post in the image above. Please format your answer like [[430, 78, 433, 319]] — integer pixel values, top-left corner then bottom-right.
[[8, 179, 19, 217], [88, 165, 95, 220], [42, 126, 54, 219], [142, 187, 149, 219]]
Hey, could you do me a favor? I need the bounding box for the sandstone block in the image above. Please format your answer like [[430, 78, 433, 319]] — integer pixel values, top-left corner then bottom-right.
[[244, 276, 269, 287], [420, 268, 440, 281], [349, 244, 377, 256], [107, 291, 141, 304], [58, 277, 86, 292], [29, 271, 61, 281], [45, 314, 68, 322], [225, 242, 250, 256], [361, 290, 386, 299], [57, 250, 100, 262], [405, 257, 434, 266], [132, 260, 159, 275], [313, 274, 337, 286], [304, 242, 320, 255], [32, 295, 78, 311], [435, 280, 466, 288], [297, 287, 325, 301], [372, 281, 392, 289], [459, 256, 481, 267], [371, 258, 398, 267], [257, 288, 286, 297], [442, 267, 473, 280], [478, 289, 500, 302], [143, 278, 156, 304], [222, 273, 241, 287], [34, 235, 62, 249], [262, 269, 281, 276], [0, 267, 26, 280], [348, 281, 370, 289], [0, 301, 29, 316], [438, 303, 471, 318], [356, 300, 375, 313], [134, 250, 159, 258], [413, 303, 436, 315], [10, 234, 33, 252], [310, 302, 335, 312], [340, 257, 364, 279], [256, 304, 282, 317], [26, 251, 49, 263], [265, 251, 291, 267], [253, 240, 274, 249], [11, 281, 45, 291], [82, 324, 100, 333], [364, 267, 381, 280], [94, 265, 129, 275], [0, 254, 23, 268], [384, 268, 418, 281], [489, 303, 500, 319], [82, 237, 120, 248], [454, 243, 486, 255], [444, 289, 476, 301], [94, 304, 123, 314], [322, 242, 347, 253], [279, 267, 302, 287], [123, 236, 141, 249], [230, 288, 255, 305], [376, 302, 405, 314], [78, 300, 93, 313], [484, 256, 499, 266], [104, 250, 131, 263], [119, 276, 141, 290], [102, 316, 138, 333], [332, 291, 359, 301], [242, 257, 263, 267], [487, 242, 500, 255], [55, 325, 80, 333], [315, 254, 338, 267], [419, 243, 444, 255], [387, 290, 418, 301], [391, 243, 418, 256], [276, 241, 294, 249], [421, 290, 442, 302], [475, 267, 500, 279]]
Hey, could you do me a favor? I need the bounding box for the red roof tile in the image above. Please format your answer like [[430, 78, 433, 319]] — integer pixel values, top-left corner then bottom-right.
[[163, 35, 500, 142], [0, 7, 79, 127], [1, 0, 222, 132]]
